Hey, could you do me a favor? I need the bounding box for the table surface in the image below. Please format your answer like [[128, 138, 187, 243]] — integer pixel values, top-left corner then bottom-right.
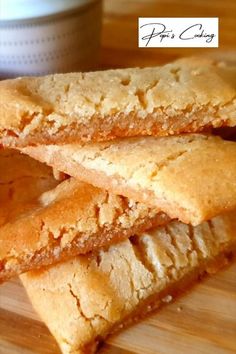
[[1, 1, 236, 353]]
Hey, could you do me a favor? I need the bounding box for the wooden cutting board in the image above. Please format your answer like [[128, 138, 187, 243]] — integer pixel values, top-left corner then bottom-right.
[[0, 262, 236, 354]]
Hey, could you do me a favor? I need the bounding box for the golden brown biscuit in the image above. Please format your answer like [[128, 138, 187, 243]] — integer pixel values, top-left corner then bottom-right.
[[21, 211, 236, 354], [0, 148, 58, 227], [0, 57, 235, 147], [0, 155, 169, 283], [22, 134, 236, 225]]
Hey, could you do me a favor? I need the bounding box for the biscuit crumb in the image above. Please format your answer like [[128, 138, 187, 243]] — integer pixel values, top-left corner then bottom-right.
[[162, 295, 173, 303], [177, 306, 183, 312]]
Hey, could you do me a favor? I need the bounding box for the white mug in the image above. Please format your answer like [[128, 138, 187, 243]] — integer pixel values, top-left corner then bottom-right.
[[0, 0, 102, 78]]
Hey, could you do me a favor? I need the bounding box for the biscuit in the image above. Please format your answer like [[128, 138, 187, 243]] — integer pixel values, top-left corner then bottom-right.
[[0, 159, 169, 283], [0, 57, 235, 147], [21, 211, 236, 354], [0, 148, 58, 227], [22, 134, 236, 225]]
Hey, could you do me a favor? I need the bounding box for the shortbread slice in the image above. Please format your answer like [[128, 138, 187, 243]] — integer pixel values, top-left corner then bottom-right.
[[21, 211, 236, 354], [0, 176, 168, 283], [0, 148, 58, 227], [22, 134, 236, 225], [1, 57, 235, 147]]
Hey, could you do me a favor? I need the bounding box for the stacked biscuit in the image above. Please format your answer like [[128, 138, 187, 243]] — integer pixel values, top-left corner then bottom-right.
[[0, 57, 236, 354]]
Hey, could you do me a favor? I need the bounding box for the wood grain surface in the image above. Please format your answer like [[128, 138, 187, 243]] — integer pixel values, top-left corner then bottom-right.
[[0, 1, 236, 353]]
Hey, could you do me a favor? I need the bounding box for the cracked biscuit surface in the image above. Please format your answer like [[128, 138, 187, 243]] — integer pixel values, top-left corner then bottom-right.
[[0, 148, 58, 227], [0, 151, 168, 283], [21, 211, 236, 354], [0, 57, 235, 147], [22, 134, 236, 225]]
